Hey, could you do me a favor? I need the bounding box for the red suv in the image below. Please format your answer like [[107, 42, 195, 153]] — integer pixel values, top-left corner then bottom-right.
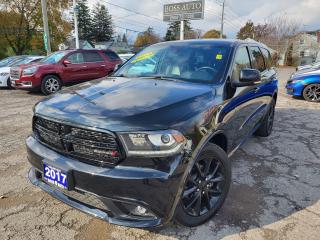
[[11, 49, 122, 95]]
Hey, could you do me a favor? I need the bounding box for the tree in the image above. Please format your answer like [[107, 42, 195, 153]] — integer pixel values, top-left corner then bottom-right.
[[134, 27, 160, 48], [203, 29, 226, 39], [91, 4, 113, 42], [165, 21, 192, 41], [237, 20, 255, 40], [122, 34, 128, 44], [77, 0, 92, 40], [0, 0, 71, 54]]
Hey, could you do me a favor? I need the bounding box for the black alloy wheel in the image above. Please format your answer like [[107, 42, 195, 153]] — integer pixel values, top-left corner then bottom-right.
[[255, 99, 275, 137], [303, 84, 320, 102], [175, 143, 231, 227]]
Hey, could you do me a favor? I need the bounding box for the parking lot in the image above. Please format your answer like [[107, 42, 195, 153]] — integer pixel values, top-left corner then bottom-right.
[[0, 67, 319, 240]]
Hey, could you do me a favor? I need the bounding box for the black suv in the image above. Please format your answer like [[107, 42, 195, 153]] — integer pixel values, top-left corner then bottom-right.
[[27, 40, 278, 228]]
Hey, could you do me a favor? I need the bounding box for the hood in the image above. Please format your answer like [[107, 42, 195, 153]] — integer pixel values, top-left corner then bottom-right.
[[35, 77, 216, 131], [0, 67, 10, 73], [292, 68, 320, 79]]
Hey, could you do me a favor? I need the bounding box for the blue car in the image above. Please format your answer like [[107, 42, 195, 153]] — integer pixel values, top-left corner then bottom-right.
[[286, 69, 320, 102]]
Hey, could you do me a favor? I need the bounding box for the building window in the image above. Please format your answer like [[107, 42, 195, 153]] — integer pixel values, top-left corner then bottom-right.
[[300, 51, 305, 57], [300, 39, 305, 45]]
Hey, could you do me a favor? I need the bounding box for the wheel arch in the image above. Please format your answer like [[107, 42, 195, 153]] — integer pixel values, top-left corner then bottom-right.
[[208, 132, 228, 153], [41, 73, 62, 84]]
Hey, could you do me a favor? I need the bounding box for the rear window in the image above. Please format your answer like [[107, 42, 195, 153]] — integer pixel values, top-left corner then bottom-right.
[[249, 46, 266, 72], [104, 51, 120, 61], [260, 48, 272, 69], [84, 52, 104, 62]]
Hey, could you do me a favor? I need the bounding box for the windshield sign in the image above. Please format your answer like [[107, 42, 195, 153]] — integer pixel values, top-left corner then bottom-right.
[[115, 42, 230, 84]]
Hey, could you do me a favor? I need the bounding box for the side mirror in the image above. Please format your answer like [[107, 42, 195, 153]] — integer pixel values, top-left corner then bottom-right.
[[63, 60, 71, 66], [233, 68, 261, 87]]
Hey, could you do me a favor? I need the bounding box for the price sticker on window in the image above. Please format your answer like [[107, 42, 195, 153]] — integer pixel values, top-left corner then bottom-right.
[[216, 54, 223, 60]]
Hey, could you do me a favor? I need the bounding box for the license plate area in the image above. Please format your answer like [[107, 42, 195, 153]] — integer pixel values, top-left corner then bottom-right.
[[43, 163, 70, 190]]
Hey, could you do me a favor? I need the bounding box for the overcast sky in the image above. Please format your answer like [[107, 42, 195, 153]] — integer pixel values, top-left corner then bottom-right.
[[88, 0, 320, 42]]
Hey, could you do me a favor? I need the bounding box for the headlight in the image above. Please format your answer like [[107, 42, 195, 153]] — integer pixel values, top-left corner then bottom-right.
[[22, 66, 38, 76], [119, 130, 186, 157]]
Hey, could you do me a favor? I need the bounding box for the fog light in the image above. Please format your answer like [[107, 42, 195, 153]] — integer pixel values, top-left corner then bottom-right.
[[131, 205, 155, 217]]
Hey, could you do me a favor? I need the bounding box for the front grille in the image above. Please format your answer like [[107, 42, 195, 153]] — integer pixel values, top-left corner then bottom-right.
[[10, 68, 20, 80], [33, 116, 122, 166]]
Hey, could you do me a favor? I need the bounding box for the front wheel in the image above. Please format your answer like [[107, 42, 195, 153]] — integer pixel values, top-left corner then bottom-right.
[[302, 84, 320, 102], [175, 143, 231, 227], [41, 75, 62, 95]]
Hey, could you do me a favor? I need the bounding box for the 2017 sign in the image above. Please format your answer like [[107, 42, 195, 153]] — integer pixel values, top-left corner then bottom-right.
[[163, 0, 205, 22]]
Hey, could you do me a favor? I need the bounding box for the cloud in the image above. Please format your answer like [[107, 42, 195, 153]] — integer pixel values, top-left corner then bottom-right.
[[87, 0, 320, 39]]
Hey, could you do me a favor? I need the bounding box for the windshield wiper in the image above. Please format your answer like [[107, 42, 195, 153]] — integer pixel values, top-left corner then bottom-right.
[[139, 75, 180, 82]]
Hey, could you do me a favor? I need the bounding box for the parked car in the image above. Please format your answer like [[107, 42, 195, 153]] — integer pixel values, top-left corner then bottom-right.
[[296, 61, 320, 71], [0, 56, 43, 88], [286, 68, 320, 102], [27, 40, 278, 228], [0, 56, 24, 68], [11, 49, 122, 95]]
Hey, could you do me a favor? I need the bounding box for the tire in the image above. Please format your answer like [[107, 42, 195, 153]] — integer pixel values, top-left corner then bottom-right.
[[302, 84, 320, 102], [175, 143, 231, 227], [255, 99, 275, 137], [41, 75, 62, 95], [6, 78, 12, 89]]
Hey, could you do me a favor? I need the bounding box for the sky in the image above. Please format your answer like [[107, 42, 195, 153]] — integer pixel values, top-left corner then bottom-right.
[[87, 0, 320, 42]]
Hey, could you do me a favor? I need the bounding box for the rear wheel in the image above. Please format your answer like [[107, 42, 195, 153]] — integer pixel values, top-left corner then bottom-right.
[[41, 75, 62, 95], [302, 84, 320, 102], [175, 143, 231, 227]]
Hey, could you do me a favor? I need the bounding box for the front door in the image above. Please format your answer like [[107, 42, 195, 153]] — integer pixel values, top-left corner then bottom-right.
[[62, 52, 87, 83]]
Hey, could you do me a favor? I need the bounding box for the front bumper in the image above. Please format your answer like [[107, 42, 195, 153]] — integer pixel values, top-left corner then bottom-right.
[[26, 136, 188, 228], [285, 82, 305, 96], [11, 75, 40, 90]]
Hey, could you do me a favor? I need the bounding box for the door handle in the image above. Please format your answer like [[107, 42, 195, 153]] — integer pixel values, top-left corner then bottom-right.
[[82, 65, 88, 68], [100, 65, 106, 67], [252, 87, 260, 93]]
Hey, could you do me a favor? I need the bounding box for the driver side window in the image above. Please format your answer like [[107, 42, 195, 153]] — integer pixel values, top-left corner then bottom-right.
[[231, 47, 251, 82], [226, 47, 251, 100]]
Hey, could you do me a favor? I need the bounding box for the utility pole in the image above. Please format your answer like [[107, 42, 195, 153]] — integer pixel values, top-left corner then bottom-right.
[[220, 0, 226, 39], [180, 20, 184, 40], [41, 0, 51, 55], [73, 0, 80, 49]]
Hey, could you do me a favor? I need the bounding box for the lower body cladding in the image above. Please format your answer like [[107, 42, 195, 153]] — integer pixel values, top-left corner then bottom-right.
[[26, 136, 188, 228]]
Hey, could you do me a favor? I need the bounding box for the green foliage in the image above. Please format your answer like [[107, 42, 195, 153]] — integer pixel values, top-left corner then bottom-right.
[[165, 21, 192, 41], [77, 0, 93, 40], [91, 4, 113, 42], [0, 0, 71, 55]]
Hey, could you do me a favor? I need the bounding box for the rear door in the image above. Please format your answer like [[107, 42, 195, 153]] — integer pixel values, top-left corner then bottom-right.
[[62, 52, 86, 82], [83, 51, 106, 79]]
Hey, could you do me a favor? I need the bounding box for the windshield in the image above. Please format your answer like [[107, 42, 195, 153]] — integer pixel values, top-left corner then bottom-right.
[[40, 51, 68, 64], [115, 42, 230, 84], [10, 57, 36, 67], [0, 56, 18, 67]]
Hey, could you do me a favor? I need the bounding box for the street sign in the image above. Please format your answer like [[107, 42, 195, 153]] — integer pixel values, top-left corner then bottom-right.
[[163, 0, 205, 22]]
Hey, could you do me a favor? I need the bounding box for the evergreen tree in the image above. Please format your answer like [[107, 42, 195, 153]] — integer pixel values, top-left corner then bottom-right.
[[165, 21, 192, 41], [91, 4, 113, 42], [77, 0, 93, 40], [122, 34, 128, 44]]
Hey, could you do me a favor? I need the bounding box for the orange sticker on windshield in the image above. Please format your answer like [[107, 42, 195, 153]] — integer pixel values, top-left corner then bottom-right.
[[216, 54, 223, 60]]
